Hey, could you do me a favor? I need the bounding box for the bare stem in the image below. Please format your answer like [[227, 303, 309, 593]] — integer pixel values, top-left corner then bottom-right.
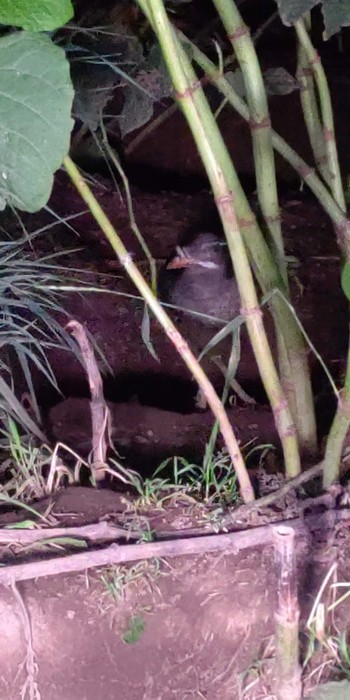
[[323, 333, 350, 487]]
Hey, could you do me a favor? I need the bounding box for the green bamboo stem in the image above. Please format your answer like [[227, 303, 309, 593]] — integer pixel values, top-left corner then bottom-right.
[[273, 526, 302, 700], [140, 0, 300, 477], [63, 155, 255, 503], [177, 30, 317, 456], [295, 19, 350, 485], [323, 334, 350, 487], [295, 19, 345, 212], [212, 0, 286, 285], [180, 32, 350, 247], [212, 0, 300, 451], [296, 45, 330, 186]]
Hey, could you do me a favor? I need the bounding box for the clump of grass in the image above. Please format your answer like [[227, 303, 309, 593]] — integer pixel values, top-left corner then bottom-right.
[[110, 440, 273, 509], [154, 450, 240, 505], [0, 418, 88, 509], [100, 559, 163, 604], [303, 564, 350, 686]]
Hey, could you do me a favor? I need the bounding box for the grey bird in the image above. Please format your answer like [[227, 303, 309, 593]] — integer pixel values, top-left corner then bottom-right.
[[159, 232, 255, 405]]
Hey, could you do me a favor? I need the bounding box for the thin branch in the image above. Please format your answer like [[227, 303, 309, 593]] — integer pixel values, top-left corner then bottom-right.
[[0, 508, 348, 585]]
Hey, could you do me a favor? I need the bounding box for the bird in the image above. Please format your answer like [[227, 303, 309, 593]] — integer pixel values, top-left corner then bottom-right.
[[160, 232, 240, 323], [158, 232, 255, 406]]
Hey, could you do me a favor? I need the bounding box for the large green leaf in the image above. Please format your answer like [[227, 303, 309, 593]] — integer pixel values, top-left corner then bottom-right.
[[0, 31, 74, 212], [0, 0, 73, 32], [322, 0, 350, 39], [276, 0, 350, 38], [276, 0, 318, 24]]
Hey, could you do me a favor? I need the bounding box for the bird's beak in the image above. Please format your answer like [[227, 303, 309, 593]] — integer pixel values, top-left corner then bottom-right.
[[166, 246, 193, 270], [166, 256, 192, 270]]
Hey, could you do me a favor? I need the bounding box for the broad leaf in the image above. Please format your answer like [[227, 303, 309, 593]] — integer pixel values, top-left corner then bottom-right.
[[119, 42, 172, 138], [323, 0, 350, 38], [276, 0, 319, 25], [0, 32, 74, 212], [276, 0, 350, 38], [0, 0, 74, 32], [264, 67, 299, 95]]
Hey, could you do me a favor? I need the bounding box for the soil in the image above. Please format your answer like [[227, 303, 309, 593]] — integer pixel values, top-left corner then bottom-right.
[[3, 4, 350, 697], [1, 488, 350, 700]]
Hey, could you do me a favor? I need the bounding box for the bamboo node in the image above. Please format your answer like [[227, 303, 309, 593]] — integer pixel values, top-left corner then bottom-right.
[[264, 213, 281, 225], [299, 162, 314, 180], [237, 215, 256, 229], [274, 398, 289, 415], [175, 80, 202, 100], [249, 116, 271, 131], [323, 127, 335, 143], [239, 305, 263, 319], [215, 191, 234, 206], [310, 52, 321, 67], [280, 426, 297, 438], [227, 24, 249, 41], [120, 252, 134, 269], [166, 327, 191, 354]]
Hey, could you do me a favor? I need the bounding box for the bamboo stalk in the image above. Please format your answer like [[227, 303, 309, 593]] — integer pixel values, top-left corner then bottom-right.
[[212, 0, 311, 454], [295, 19, 345, 213], [168, 15, 350, 474], [173, 30, 317, 457], [212, 0, 286, 284], [296, 44, 330, 186], [295, 19, 350, 485], [140, 0, 315, 462], [179, 32, 350, 249], [139, 0, 300, 477], [323, 334, 350, 487], [63, 155, 255, 503], [273, 526, 302, 700]]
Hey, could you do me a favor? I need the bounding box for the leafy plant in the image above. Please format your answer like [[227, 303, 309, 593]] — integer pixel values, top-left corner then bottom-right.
[[122, 615, 145, 644]]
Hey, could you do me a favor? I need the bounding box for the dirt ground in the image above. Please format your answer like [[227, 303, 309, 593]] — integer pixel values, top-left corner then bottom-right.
[[1, 488, 350, 700]]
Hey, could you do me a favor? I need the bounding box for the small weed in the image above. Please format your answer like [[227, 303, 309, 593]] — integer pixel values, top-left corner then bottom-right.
[[154, 450, 240, 505], [109, 459, 189, 508], [0, 420, 82, 503], [122, 615, 145, 644], [99, 559, 163, 607], [303, 565, 350, 688], [110, 439, 274, 509]]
